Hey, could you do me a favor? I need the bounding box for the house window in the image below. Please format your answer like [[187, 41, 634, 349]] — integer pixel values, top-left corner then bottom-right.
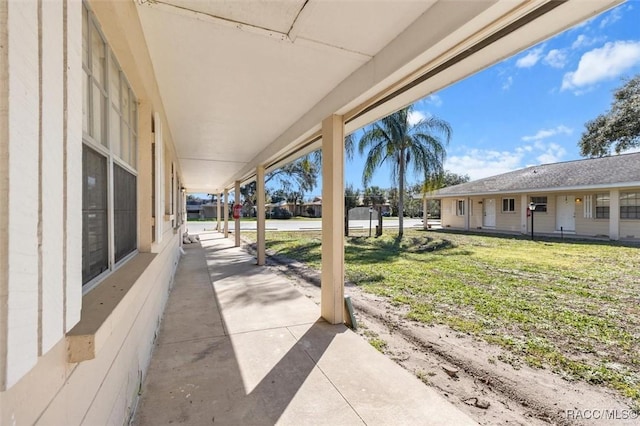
[[456, 200, 465, 216], [530, 196, 547, 212], [595, 193, 609, 219], [82, 3, 138, 287], [502, 198, 515, 213], [620, 192, 640, 219]]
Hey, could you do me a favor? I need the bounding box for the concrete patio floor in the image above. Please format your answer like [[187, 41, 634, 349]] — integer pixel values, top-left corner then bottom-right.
[[133, 232, 476, 425]]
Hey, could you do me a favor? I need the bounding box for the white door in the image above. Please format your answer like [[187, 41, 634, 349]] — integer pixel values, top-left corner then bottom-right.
[[483, 199, 496, 227], [556, 195, 576, 231]]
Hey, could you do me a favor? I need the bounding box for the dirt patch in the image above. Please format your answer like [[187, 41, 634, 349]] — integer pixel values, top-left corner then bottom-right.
[[245, 242, 638, 425]]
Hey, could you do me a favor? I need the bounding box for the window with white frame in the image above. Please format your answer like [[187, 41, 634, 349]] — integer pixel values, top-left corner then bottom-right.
[[530, 196, 547, 212], [456, 199, 465, 216], [595, 193, 610, 219], [502, 198, 515, 213], [82, 3, 138, 286], [620, 192, 640, 219]]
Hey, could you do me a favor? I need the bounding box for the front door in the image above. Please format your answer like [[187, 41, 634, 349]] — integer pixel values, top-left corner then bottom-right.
[[483, 198, 496, 227], [556, 195, 576, 231]]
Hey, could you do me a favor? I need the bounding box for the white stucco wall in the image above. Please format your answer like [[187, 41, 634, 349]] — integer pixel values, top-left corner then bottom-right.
[[1, 1, 183, 424], [2, 0, 47, 389], [0, 0, 85, 390], [41, 0, 66, 356], [440, 191, 640, 241]]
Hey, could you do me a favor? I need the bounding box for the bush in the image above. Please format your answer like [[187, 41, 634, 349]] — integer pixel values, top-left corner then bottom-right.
[[269, 207, 292, 219]]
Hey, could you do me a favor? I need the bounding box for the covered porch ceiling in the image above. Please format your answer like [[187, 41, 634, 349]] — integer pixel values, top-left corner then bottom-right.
[[134, 0, 621, 193]]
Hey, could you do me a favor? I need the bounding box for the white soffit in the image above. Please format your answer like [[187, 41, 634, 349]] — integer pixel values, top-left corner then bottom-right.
[[136, 0, 437, 191], [157, 0, 306, 34]]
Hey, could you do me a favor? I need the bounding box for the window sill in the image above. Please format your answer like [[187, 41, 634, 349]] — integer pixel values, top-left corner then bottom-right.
[[66, 253, 157, 363]]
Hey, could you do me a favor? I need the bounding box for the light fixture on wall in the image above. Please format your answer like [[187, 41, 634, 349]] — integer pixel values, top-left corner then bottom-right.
[[180, 187, 186, 193], [576, 197, 582, 203]]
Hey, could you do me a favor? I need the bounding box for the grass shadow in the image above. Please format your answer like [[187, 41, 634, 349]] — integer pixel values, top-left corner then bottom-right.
[[428, 228, 640, 248], [268, 240, 322, 264], [404, 236, 455, 254], [345, 233, 466, 263], [351, 274, 386, 285]]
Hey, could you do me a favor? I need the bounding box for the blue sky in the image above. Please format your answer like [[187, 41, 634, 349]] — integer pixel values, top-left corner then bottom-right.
[[336, 1, 640, 197]]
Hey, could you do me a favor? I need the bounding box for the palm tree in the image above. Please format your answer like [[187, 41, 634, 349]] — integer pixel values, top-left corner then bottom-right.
[[357, 105, 452, 237]]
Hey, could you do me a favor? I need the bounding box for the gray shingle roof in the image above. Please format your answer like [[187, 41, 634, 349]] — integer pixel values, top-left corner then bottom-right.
[[434, 152, 640, 197]]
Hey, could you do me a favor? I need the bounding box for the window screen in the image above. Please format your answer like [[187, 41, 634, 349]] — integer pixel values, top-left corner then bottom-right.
[[114, 164, 137, 263], [82, 146, 109, 284]]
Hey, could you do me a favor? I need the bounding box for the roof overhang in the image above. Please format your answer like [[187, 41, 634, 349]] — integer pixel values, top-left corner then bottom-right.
[[428, 182, 640, 199], [130, 0, 622, 192]]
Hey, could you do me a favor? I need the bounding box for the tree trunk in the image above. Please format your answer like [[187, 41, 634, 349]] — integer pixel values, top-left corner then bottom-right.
[[398, 149, 405, 238]]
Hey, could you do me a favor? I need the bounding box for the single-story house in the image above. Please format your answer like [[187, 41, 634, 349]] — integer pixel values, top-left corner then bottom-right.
[[303, 196, 323, 218], [429, 153, 640, 240]]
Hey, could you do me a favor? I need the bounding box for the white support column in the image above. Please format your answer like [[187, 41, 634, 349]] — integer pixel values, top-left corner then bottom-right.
[[154, 112, 164, 245], [321, 115, 345, 325], [520, 194, 528, 234], [234, 180, 241, 247], [609, 189, 620, 240], [137, 102, 153, 252], [257, 165, 266, 266], [223, 189, 229, 238], [216, 191, 221, 232]]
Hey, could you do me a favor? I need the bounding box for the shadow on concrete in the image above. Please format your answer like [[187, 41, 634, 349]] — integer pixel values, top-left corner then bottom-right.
[[135, 233, 475, 426], [134, 235, 344, 425], [221, 321, 342, 424]]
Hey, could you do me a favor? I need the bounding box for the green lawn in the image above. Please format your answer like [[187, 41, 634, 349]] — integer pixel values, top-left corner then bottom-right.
[[243, 229, 640, 404]]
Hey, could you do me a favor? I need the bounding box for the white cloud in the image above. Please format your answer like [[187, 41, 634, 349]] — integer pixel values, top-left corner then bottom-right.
[[407, 110, 426, 126], [445, 149, 525, 180], [536, 143, 567, 164], [571, 35, 589, 49], [569, 19, 591, 32], [502, 75, 513, 90], [515, 46, 545, 68], [447, 141, 571, 180], [423, 94, 442, 107], [521, 125, 573, 142], [543, 49, 568, 69], [561, 41, 640, 91], [571, 34, 604, 50], [599, 5, 625, 29]]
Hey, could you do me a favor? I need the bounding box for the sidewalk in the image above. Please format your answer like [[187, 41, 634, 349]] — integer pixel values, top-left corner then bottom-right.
[[133, 232, 476, 425]]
